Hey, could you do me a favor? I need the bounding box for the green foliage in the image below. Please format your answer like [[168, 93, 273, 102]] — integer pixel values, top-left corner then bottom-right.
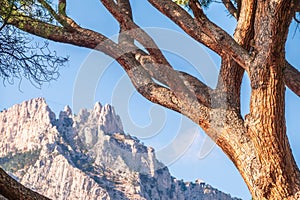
[[0, 149, 41, 172], [5, 0, 55, 23], [58, 2, 66, 16], [173, 0, 189, 6], [18, 0, 35, 6]]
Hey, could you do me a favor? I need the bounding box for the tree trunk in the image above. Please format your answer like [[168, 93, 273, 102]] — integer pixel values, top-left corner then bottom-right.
[[243, 57, 300, 199], [211, 57, 300, 200], [213, 2, 300, 199]]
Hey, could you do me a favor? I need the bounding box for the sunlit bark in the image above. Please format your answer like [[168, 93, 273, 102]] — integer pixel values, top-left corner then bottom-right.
[[0, 0, 300, 199]]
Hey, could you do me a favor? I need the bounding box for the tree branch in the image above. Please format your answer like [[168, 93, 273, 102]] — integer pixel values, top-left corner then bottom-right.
[[0, 168, 50, 199], [222, 0, 238, 19], [148, 0, 252, 72], [1, 0, 213, 110], [126, 48, 213, 107], [37, 0, 79, 31], [233, 0, 256, 47], [101, 0, 211, 103], [284, 61, 300, 97], [109, 48, 255, 187], [2, 12, 122, 59], [214, 0, 256, 111], [177, 71, 212, 107], [0, 27, 67, 86], [101, 0, 170, 65], [148, 0, 220, 54], [116, 0, 134, 46], [116, 53, 210, 125]]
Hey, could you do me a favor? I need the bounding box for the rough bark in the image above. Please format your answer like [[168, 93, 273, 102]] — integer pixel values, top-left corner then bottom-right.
[[0, 0, 300, 199], [0, 168, 50, 200]]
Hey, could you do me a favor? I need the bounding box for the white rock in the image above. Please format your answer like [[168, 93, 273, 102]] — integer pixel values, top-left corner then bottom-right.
[[0, 98, 240, 200]]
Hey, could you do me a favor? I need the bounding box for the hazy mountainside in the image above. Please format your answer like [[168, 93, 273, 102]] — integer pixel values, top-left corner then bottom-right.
[[0, 98, 241, 200]]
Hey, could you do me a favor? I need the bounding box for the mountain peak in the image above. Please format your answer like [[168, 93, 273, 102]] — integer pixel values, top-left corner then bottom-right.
[[0, 99, 240, 200], [0, 98, 56, 157], [63, 105, 72, 115], [93, 102, 102, 113]]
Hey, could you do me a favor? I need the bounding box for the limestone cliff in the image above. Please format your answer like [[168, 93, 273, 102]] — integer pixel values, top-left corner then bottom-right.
[[0, 98, 240, 200]]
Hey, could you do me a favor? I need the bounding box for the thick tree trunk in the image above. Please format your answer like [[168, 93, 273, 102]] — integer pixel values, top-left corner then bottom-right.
[[244, 59, 300, 199], [212, 58, 300, 200], [222, 1, 300, 199], [246, 2, 300, 199]]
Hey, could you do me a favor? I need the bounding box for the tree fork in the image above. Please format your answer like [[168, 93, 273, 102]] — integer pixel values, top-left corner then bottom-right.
[[0, 0, 300, 199]]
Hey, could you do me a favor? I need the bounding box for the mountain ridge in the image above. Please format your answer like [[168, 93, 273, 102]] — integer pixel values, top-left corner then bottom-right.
[[0, 98, 241, 200]]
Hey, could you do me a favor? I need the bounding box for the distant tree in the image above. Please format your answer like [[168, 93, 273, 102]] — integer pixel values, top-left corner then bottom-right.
[[1, 0, 300, 199]]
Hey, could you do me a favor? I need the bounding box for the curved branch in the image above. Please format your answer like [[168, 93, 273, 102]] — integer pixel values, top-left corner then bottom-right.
[[177, 71, 212, 107], [117, 53, 210, 124], [101, 0, 170, 65], [148, 0, 221, 54], [148, 0, 252, 72], [116, 0, 134, 46], [101, 0, 209, 103], [4, 14, 123, 59], [284, 61, 300, 97]]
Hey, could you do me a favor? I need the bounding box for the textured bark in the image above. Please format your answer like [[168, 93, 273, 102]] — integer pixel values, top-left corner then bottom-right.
[[242, 1, 300, 199], [0, 168, 50, 200], [0, 0, 300, 199]]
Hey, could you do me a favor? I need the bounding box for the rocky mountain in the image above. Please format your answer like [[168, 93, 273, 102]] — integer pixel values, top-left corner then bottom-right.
[[0, 98, 241, 200]]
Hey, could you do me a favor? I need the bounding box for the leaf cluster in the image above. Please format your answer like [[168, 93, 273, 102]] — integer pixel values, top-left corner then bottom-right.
[[173, 0, 213, 8]]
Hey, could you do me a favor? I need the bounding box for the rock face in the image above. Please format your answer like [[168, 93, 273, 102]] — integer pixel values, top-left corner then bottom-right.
[[0, 98, 240, 200]]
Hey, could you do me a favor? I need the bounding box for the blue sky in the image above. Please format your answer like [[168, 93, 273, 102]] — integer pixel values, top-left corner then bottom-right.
[[1, 1, 300, 199]]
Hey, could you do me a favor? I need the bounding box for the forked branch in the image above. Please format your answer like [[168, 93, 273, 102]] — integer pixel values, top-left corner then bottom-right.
[[149, 0, 252, 71], [101, 0, 214, 104]]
